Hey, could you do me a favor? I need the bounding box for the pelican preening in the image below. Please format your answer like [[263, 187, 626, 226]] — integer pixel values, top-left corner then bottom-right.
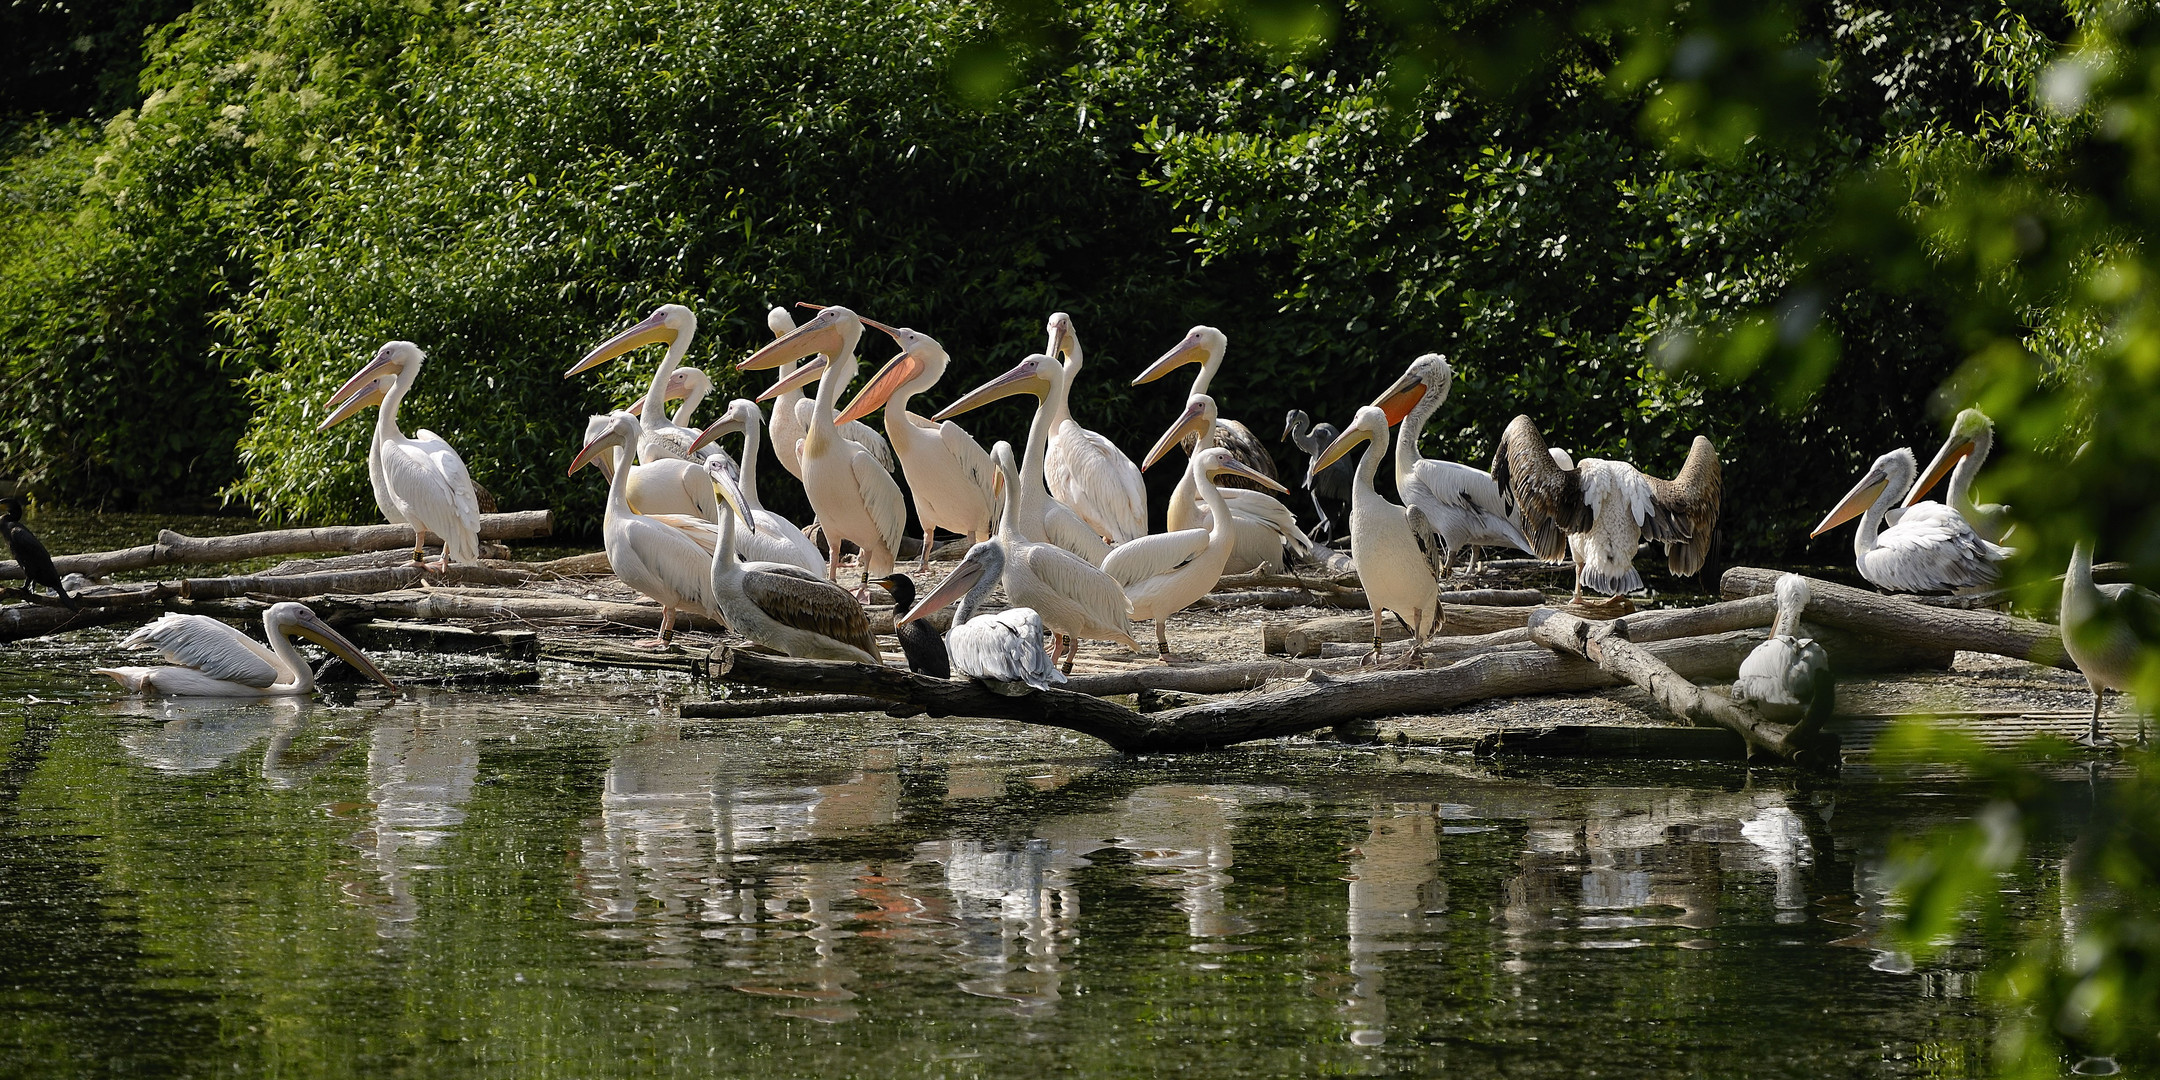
[[2062, 541, 2155, 746], [1146, 393, 1314, 573], [320, 341, 484, 569], [1103, 447, 1287, 659], [96, 603, 398, 697], [836, 320, 998, 571], [1731, 574, 1833, 730], [1284, 410, 1352, 544], [1313, 406, 1447, 662], [706, 460, 882, 664], [1812, 448, 2010, 594], [569, 412, 718, 646], [1134, 325, 1282, 491], [686, 398, 825, 574], [1492, 415, 1721, 601], [1373, 354, 1534, 572], [1906, 407, 2012, 544], [3, 497, 74, 609], [901, 540, 1068, 694], [1043, 313, 1150, 543]]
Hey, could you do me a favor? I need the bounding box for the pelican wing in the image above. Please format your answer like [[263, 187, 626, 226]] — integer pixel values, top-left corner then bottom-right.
[[936, 418, 1000, 510], [386, 431, 482, 559], [1866, 503, 2008, 592], [1404, 505, 1450, 581], [644, 514, 721, 555], [612, 515, 717, 613], [739, 568, 880, 658], [852, 443, 911, 554], [1644, 435, 1722, 576], [1011, 540, 1133, 640], [1042, 496, 1112, 566], [1491, 415, 1589, 560], [121, 613, 281, 688], [1100, 527, 1212, 590], [950, 607, 1065, 692], [1222, 489, 1314, 557], [624, 458, 718, 520], [1046, 421, 1148, 543], [1405, 459, 1535, 554]]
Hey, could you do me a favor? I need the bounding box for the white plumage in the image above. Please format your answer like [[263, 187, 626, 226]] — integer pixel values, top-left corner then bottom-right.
[[836, 320, 998, 571], [1311, 406, 1447, 662], [2061, 541, 2156, 746], [1147, 393, 1313, 573], [1372, 354, 1533, 570], [96, 604, 398, 697], [705, 461, 883, 664], [570, 413, 719, 646], [687, 399, 824, 574], [1812, 448, 2010, 594], [319, 341, 482, 569], [902, 540, 1066, 694], [761, 306, 894, 478], [1732, 574, 1833, 729], [1104, 446, 1284, 659], [1043, 313, 1149, 543]]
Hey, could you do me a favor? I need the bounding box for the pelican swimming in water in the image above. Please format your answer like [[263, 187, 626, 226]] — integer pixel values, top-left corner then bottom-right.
[[685, 399, 824, 574], [1812, 447, 2009, 594], [1904, 408, 2012, 544], [1043, 313, 1149, 543], [1372, 354, 1534, 572], [1145, 392, 1314, 573], [569, 412, 719, 646], [706, 459, 882, 664], [763, 306, 894, 479], [900, 540, 1067, 694], [2061, 541, 2156, 746], [1133, 324, 1282, 491], [835, 319, 997, 571], [1311, 406, 1448, 662], [320, 341, 483, 570], [1491, 416, 1722, 601], [565, 304, 723, 465], [1284, 410, 1353, 545], [1731, 573, 1833, 731], [933, 352, 1112, 567], [1104, 445, 1288, 660], [96, 603, 399, 696]]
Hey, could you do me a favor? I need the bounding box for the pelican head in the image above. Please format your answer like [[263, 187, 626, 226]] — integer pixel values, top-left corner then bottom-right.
[[755, 354, 830, 402], [705, 455, 755, 532], [688, 398, 762, 454], [566, 303, 695, 378], [1774, 572, 1812, 613], [837, 319, 948, 425], [1133, 325, 1227, 386], [901, 540, 1003, 623], [1373, 353, 1453, 427], [268, 601, 399, 690], [1143, 393, 1217, 469], [1312, 405, 1387, 479], [318, 373, 395, 431], [657, 366, 713, 406], [1905, 407, 1995, 508], [322, 341, 423, 422], [1195, 446, 1287, 492], [740, 304, 855, 372], [767, 305, 797, 339], [567, 411, 640, 475], [1812, 447, 1917, 537], [1046, 311, 1078, 360], [934, 353, 1060, 422]]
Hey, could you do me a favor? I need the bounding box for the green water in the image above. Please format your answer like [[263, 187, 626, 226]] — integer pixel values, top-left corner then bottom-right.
[[0, 633, 2068, 1078]]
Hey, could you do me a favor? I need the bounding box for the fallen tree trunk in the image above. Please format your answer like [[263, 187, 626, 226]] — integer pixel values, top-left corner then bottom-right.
[[1274, 599, 1628, 656], [303, 589, 726, 634], [0, 510, 553, 582], [1719, 566, 2071, 669], [179, 563, 532, 600], [683, 694, 902, 719]]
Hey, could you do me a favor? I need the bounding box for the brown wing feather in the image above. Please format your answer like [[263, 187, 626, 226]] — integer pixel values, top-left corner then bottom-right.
[[1489, 415, 1588, 560], [740, 569, 881, 658], [1184, 418, 1280, 491], [1644, 435, 1722, 576]]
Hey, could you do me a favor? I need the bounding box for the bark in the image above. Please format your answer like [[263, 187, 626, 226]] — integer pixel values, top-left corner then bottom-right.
[[0, 511, 553, 581], [1474, 726, 1748, 759], [178, 564, 532, 600], [682, 695, 903, 719], [1718, 566, 2071, 669]]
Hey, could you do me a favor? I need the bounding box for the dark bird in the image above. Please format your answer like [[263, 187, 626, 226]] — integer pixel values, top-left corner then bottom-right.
[[874, 574, 949, 678], [2, 497, 76, 609], [1284, 410, 1353, 544]]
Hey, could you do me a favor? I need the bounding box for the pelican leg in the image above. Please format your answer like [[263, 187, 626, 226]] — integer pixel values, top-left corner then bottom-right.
[[2079, 683, 2115, 748], [1155, 619, 1170, 663], [637, 606, 677, 650], [827, 540, 845, 585], [1364, 608, 1384, 665], [1058, 634, 1077, 675]]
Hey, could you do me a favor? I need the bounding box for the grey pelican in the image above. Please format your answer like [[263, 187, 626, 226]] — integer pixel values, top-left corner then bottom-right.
[[1284, 410, 1352, 544], [1812, 448, 2009, 594], [1904, 408, 2012, 544], [2, 497, 74, 609], [835, 320, 998, 571], [1372, 354, 1534, 572], [902, 539, 1067, 694], [1731, 573, 1833, 730], [1311, 406, 1449, 662], [1491, 415, 1722, 601], [2062, 541, 2157, 746], [1102, 446, 1287, 660], [320, 341, 483, 569], [706, 459, 882, 664], [1043, 312, 1149, 543], [96, 603, 398, 696], [1132, 325, 1282, 490]]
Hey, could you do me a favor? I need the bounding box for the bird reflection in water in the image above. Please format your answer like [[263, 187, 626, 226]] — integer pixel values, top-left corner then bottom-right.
[[1336, 805, 1447, 1046], [336, 698, 479, 937]]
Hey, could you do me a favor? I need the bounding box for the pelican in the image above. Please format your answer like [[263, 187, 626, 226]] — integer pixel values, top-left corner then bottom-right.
[[3, 497, 74, 609], [96, 603, 398, 696], [1103, 446, 1287, 660], [1311, 406, 1448, 662], [568, 412, 718, 646], [685, 399, 824, 574], [834, 320, 997, 571], [933, 351, 1111, 567], [1731, 573, 1833, 731], [981, 440, 1137, 669], [1145, 393, 1314, 573], [321, 373, 407, 527], [1904, 408, 2012, 544], [319, 341, 483, 569], [573, 412, 720, 523], [901, 540, 1067, 694], [707, 460, 883, 664], [1811, 448, 2009, 594], [1043, 313, 1148, 543], [1284, 410, 1353, 544], [1492, 416, 1722, 601], [1132, 324, 1282, 490], [763, 306, 893, 479], [740, 306, 908, 592], [564, 304, 720, 465], [873, 574, 949, 677], [1372, 354, 1534, 572], [2062, 541, 2156, 746]]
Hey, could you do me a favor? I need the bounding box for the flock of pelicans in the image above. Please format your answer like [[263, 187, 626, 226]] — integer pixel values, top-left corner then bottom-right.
[[3, 300, 2143, 745]]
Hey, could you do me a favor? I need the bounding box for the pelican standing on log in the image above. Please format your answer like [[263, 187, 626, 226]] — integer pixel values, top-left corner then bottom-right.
[[706, 460, 882, 664], [96, 603, 399, 696], [764, 306, 893, 479], [1904, 408, 2012, 544], [742, 306, 909, 594], [934, 352, 1111, 567], [1372, 354, 1533, 572], [1731, 573, 1833, 731], [1284, 410, 1353, 544], [686, 399, 824, 574], [1491, 416, 1721, 601], [1133, 325, 1282, 490], [901, 540, 1068, 694], [1103, 446, 1288, 660], [1145, 393, 1314, 573], [1812, 448, 2008, 594], [1043, 313, 1149, 543], [2061, 541, 2155, 746], [835, 320, 998, 571], [569, 413, 719, 646], [320, 342, 483, 570], [1311, 406, 1447, 662]]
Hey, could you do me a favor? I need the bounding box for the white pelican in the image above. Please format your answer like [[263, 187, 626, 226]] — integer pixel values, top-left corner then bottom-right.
[[1731, 573, 1833, 730], [1043, 313, 1148, 543], [1145, 393, 1314, 573], [901, 540, 1067, 694], [573, 412, 720, 524], [762, 306, 893, 479], [706, 461, 882, 664], [319, 341, 483, 569], [1372, 354, 1534, 572], [739, 306, 908, 592], [1103, 446, 1286, 660], [1904, 408, 2012, 544], [569, 413, 718, 646], [933, 352, 1111, 567], [686, 399, 825, 574], [96, 603, 398, 696], [834, 320, 997, 571], [1311, 406, 1448, 662], [2062, 541, 2156, 746], [1492, 415, 1722, 601], [1132, 324, 1282, 490], [980, 440, 1137, 669], [321, 373, 407, 527], [1811, 448, 2009, 594], [564, 304, 720, 465], [1284, 410, 1352, 544]]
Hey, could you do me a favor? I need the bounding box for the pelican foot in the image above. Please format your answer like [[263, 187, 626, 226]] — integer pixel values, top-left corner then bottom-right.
[[632, 637, 675, 651], [2076, 730, 2119, 750]]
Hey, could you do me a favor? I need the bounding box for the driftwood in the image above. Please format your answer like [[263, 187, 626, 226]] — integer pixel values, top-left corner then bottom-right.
[[1197, 588, 1369, 612], [341, 620, 540, 660], [0, 511, 552, 582], [179, 564, 531, 600], [303, 589, 726, 634], [1270, 597, 1631, 656], [1719, 566, 2071, 669], [683, 694, 903, 719], [1528, 610, 1834, 767]]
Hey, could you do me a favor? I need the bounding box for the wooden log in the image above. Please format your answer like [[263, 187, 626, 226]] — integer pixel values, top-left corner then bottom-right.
[[1527, 609, 1832, 766], [0, 511, 553, 582], [530, 552, 614, 577], [303, 589, 726, 634], [178, 563, 532, 600], [682, 695, 897, 719], [341, 620, 540, 660], [1279, 600, 1625, 656], [1200, 588, 1368, 612], [1719, 566, 2072, 669], [540, 639, 710, 671]]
